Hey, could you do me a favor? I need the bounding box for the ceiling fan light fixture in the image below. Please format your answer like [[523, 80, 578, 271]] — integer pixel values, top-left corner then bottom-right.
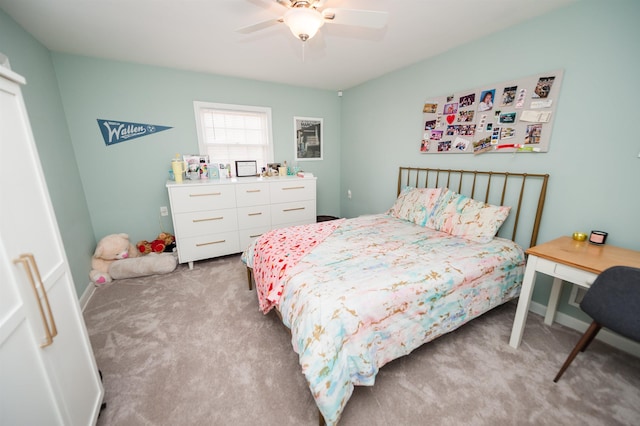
[[283, 7, 324, 41]]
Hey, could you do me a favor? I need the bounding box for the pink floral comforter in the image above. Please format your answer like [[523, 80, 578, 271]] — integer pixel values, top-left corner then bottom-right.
[[249, 219, 345, 313]]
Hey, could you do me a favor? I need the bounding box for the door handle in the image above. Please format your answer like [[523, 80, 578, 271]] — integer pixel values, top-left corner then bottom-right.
[[13, 253, 58, 348]]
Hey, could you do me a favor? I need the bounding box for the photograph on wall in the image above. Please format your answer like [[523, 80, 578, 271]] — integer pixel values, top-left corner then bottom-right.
[[478, 89, 495, 112], [458, 110, 475, 122], [459, 93, 475, 107], [454, 137, 469, 151], [473, 136, 492, 154], [425, 119, 436, 130], [501, 86, 517, 106], [524, 124, 542, 144], [533, 76, 555, 98], [501, 127, 516, 139], [443, 102, 459, 115], [423, 103, 438, 113], [438, 141, 452, 152], [294, 116, 323, 161], [499, 112, 517, 124]]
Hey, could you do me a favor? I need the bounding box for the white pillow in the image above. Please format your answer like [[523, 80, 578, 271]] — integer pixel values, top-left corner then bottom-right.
[[388, 186, 444, 226]]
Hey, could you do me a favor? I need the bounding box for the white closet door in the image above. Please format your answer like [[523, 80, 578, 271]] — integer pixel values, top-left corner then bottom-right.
[[0, 239, 63, 424], [0, 68, 103, 425]]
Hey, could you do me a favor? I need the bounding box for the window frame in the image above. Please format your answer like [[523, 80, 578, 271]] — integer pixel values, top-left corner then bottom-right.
[[193, 101, 274, 169]]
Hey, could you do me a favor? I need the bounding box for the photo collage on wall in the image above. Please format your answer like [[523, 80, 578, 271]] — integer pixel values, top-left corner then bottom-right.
[[420, 70, 563, 154]]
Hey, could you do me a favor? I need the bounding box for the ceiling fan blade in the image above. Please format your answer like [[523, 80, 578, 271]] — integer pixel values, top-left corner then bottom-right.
[[236, 17, 283, 34], [322, 8, 388, 29]]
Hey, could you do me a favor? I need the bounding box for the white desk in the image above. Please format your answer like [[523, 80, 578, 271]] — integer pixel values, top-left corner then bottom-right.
[[509, 236, 640, 348]]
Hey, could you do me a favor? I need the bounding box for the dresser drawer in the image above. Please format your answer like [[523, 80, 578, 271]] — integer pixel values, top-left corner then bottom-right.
[[553, 263, 597, 287], [174, 209, 238, 238], [237, 205, 271, 229], [239, 226, 270, 252], [169, 185, 236, 213], [236, 182, 270, 207], [270, 179, 316, 204], [271, 199, 316, 226], [177, 231, 240, 263]]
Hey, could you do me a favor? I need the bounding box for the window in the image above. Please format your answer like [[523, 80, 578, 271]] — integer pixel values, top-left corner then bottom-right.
[[194, 101, 273, 171]]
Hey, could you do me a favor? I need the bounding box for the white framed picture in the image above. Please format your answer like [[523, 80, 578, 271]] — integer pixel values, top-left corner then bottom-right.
[[294, 116, 323, 161]]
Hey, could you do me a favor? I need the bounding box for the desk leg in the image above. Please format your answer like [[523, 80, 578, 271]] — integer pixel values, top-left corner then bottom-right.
[[544, 277, 563, 325], [509, 255, 538, 348]]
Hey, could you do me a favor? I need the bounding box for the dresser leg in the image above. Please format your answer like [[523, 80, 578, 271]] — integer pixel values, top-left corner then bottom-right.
[[188, 261, 194, 270]]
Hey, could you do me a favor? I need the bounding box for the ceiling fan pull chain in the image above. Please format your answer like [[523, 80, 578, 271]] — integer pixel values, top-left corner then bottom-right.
[[302, 40, 306, 63]]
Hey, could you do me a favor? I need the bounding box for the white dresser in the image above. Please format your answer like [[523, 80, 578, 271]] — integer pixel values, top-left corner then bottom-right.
[[166, 176, 316, 268]]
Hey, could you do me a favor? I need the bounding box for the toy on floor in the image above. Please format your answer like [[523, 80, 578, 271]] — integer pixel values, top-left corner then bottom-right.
[[91, 233, 178, 286], [90, 233, 139, 285], [136, 232, 175, 255], [108, 252, 177, 280]]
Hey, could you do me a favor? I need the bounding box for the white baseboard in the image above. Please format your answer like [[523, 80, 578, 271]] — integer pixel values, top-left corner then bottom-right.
[[79, 281, 96, 312], [529, 301, 640, 358]]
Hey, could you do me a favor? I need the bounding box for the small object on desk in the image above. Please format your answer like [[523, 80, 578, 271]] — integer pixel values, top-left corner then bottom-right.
[[589, 230, 608, 245], [572, 232, 587, 242]]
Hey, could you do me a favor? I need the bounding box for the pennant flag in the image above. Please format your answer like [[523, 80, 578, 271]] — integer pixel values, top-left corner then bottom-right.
[[97, 119, 172, 146]]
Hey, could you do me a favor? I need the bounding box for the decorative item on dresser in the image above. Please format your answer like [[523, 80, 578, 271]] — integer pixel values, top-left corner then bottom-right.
[[166, 176, 316, 269], [0, 65, 104, 424]]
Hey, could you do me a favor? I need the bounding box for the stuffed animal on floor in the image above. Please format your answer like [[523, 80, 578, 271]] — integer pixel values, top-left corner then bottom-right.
[[108, 252, 177, 280], [136, 232, 175, 255], [90, 233, 139, 285], [91, 233, 179, 286]]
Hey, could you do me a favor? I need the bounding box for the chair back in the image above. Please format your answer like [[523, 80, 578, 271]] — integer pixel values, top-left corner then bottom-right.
[[580, 266, 640, 342]]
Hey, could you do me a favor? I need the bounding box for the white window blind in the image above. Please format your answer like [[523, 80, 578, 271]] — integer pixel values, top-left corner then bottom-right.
[[194, 101, 273, 171]]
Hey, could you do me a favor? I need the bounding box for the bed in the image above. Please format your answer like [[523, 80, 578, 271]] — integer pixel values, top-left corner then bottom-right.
[[242, 167, 549, 425]]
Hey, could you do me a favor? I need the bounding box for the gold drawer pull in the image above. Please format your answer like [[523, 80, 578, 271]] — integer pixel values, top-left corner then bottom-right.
[[250, 234, 263, 238], [283, 207, 305, 212], [190, 192, 221, 197], [246, 189, 261, 193], [282, 186, 304, 190], [13, 253, 58, 348], [248, 212, 262, 216], [193, 217, 223, 222], [196, 240, 226, 247]]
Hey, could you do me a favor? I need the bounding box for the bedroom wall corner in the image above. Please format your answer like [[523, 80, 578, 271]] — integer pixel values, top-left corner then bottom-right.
[[0, 8, 97, 299]]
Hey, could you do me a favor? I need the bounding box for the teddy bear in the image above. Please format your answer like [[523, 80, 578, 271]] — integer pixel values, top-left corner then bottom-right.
[[90, 233, 139, 285]]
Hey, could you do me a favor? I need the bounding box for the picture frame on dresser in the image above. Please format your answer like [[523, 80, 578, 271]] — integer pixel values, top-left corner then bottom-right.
[[294, 116, 323, 161], [235, 160, 258, 177]]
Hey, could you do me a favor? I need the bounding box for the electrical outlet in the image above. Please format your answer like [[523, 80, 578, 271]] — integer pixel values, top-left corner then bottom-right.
[[160, 206, 168, 216], [347, 189, 352, 199]]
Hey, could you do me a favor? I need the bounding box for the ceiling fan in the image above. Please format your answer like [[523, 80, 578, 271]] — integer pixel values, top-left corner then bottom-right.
[[236, 0, 389, 42]]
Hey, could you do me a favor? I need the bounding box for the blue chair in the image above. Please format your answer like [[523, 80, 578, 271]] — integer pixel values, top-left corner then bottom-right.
[[554, 265, 640, 382]]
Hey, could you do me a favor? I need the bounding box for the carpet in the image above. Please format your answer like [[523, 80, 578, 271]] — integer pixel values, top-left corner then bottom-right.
[[83, 254, 640, 425]]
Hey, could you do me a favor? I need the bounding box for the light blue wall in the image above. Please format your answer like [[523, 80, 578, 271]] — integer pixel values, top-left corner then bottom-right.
[[0, 10, 96, 297], [3, 0, 639, 319], [51, 54, 342, 245], [340, 0, 640, 319]]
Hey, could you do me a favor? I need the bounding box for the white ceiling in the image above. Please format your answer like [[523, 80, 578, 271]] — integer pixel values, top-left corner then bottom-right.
[[1, 0, 575, 91]]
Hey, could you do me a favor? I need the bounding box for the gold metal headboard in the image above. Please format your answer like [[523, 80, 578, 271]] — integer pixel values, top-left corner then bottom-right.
[[397, 167, 549, 248]]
